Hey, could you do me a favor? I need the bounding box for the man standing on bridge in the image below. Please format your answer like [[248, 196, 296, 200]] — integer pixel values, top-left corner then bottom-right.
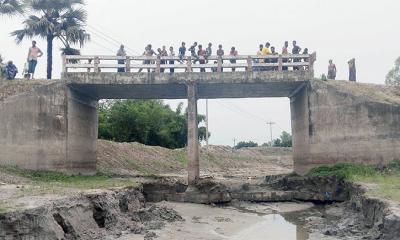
[[117, 44, 126, 73], [217, 44, 224, 72], [27, 41, 43, 79], [178, 42, 186, 63], [282, 41, 289, 71], [206, 43, 212, 63], [189, 42, 198, 63], [292, 40, 302, 70]]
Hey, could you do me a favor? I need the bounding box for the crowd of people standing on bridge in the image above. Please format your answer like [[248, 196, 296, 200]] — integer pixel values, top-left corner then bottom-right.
[[115, 40, 310, 73]]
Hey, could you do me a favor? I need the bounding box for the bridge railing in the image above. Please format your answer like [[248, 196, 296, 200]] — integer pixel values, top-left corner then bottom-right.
[[62, 52, 316, 73]]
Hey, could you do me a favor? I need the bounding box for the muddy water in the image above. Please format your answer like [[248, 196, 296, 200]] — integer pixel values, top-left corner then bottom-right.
[[121, 202, 340, 240]]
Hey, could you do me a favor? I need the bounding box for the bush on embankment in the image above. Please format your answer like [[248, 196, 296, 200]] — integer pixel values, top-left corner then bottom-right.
[[308, 162, 400, 201]]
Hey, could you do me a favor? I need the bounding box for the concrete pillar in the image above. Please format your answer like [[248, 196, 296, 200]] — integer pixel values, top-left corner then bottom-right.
[[187, 82, 199, 184]]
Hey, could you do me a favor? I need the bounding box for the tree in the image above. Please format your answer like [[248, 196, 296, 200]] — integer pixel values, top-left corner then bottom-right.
[[235, 141, 258, 149], [273, 131, 292, 147], [8, 0, 90, 79], [98, 100, 210, 149], [386, 57, 400, 86], [0, 0, 23, 16]]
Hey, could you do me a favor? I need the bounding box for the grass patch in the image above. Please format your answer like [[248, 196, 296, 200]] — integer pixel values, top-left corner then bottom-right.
[[0, 166, 136, 190], [308, 162, 400, 202], [307, 163, 377, 179]]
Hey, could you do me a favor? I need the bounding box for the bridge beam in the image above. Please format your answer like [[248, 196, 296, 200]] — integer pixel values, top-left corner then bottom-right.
[[187, 82, 200, 184]]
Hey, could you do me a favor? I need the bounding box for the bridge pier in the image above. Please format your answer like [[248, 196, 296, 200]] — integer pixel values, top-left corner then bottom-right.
[[187, 82, 200, 184]]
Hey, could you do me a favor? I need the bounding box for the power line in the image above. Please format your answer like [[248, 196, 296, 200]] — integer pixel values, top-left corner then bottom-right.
[[90, 39, 116, 54], [86, 24, 141, 55]]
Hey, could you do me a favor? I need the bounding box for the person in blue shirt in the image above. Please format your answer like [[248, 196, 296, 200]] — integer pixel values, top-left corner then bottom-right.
[[6, 61, 18, 80]]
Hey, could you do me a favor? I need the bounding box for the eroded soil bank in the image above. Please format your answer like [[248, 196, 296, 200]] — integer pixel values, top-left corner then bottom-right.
[[0, 175, 399, 240]]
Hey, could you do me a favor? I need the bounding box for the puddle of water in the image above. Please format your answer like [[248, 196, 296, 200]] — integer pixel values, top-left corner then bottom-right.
[[230, 214, 308, 240]]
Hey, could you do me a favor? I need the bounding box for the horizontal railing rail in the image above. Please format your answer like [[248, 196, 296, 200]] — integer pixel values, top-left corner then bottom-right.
[[62, 52, 316, 74]]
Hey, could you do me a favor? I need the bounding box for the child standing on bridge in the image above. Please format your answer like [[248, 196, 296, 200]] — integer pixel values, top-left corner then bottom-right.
[[229, 47, 238, 72]]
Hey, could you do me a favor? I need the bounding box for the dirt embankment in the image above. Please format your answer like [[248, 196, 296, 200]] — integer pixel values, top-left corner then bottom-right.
[[97, 140, 293, 177]]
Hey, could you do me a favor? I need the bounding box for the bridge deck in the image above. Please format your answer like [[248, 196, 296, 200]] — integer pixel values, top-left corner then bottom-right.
[[62, 71, 311, 100]]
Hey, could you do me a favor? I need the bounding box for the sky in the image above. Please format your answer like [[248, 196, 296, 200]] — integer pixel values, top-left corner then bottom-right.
[[1, 0, 399, 146]]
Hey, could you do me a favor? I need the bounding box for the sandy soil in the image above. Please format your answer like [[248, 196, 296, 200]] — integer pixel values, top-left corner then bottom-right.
[[97, 140, 293, 178]]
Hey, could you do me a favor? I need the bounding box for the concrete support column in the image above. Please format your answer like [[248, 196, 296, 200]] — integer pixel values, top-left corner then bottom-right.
[[187, 82, 199, 184]]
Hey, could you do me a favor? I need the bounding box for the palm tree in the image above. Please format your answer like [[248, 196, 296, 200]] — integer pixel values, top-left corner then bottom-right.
[[10, 0, 90, 79], [0, 0, 23, 16]]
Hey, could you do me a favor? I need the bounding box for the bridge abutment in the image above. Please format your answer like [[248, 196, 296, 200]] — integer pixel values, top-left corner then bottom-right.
[[291, 81, 400, 174]]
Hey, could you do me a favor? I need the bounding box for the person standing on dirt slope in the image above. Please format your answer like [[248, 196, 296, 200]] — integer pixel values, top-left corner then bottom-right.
[[27, 40, 43, 79], [348, 58, 356, 82], [328, 60, 337, 80], [0, 55, 6, 78]]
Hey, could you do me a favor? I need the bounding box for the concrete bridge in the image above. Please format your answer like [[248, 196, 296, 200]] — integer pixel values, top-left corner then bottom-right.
[[1, 53, 400, 184]]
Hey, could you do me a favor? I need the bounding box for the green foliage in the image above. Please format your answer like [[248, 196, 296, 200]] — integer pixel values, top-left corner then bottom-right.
[[0, 0, 23, 16], [0, 166, 135, 189], [98, 100, 209, 149], [386, 57, 400, 86], [235, 141, 258, 149], [308, 161, 400, 202], [307, 163, 377, 179], [273, 131, 292, 147]]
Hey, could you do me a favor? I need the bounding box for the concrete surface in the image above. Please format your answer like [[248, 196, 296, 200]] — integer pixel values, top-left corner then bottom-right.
[[1, 73, 400, 177]]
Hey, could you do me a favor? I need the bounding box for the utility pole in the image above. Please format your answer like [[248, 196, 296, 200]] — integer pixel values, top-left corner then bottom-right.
[[233, 138, 236, 149], [205, 99, 209, 148], [266, 122, 275, 147]]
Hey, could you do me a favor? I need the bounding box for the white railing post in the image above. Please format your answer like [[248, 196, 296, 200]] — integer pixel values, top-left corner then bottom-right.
[[156, 56, 161, 74], [125, 56, 131, 72], [62, 55, 67, 73], [278, 54, 283, 72], [217, 56, 222, 73], [94, 56, 100, 73], [247, 56, 253, 73], [186, 56, 192, 72]]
